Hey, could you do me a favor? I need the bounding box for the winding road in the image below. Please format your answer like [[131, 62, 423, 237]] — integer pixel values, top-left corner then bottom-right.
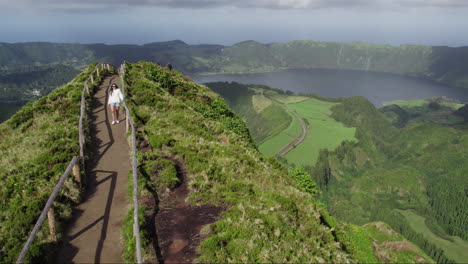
[[265, 96, 308, 157]]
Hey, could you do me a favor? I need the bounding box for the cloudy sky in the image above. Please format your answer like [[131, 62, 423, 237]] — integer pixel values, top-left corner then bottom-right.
[[1, 0, 467, 46]]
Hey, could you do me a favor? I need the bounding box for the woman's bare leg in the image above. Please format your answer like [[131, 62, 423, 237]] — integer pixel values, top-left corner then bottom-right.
[[115, 106, 120, 121], [110, 105, 116, 122]]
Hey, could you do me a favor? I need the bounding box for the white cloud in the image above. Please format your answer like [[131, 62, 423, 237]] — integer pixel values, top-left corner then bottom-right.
[[1, 0, 468, 11]]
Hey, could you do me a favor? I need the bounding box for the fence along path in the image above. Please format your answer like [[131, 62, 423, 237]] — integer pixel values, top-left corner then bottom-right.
[[16, 63, 143, 263]]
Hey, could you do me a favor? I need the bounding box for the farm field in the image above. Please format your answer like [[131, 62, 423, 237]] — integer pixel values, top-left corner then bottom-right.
[[397, 209, 468, 263], [284, 98, 356, 165], [258, 104, 302, 156]]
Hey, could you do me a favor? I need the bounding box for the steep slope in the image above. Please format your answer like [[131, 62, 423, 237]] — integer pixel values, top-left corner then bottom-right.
[[0, 64, 80, 103], [119, 61, 431, 263], [0, 63, 104, 263], [314, 97, 468, 263]]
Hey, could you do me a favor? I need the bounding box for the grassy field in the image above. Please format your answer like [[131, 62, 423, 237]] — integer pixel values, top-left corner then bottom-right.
[[284, 99, 356, 166], [398, 210, 468, 263], [383, 99, 464, 110], [251, 95, 272, 113], [266, 91, 310, 104], [258, 104, 302, 156]]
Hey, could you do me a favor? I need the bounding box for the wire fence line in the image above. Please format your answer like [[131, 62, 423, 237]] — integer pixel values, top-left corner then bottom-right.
[[15, 63, 117, 263], [119, 63, 143, 263]]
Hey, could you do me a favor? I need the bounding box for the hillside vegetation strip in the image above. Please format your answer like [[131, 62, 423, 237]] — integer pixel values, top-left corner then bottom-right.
[[117, 61, 431, 263], [0, 63, 103, 263]]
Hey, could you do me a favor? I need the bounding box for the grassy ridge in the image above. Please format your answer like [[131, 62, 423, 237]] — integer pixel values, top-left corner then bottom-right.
[[0, 63, 104, 263], [119, 61, 429, 263], [206, 82, 292, 144]]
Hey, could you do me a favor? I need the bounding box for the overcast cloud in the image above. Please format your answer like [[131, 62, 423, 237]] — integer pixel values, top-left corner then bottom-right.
[[1, 0, 467, 46], [2, 0, 468, 11]]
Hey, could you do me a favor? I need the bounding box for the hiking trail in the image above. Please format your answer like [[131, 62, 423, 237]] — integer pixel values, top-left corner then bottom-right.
[[56, 75, 129, 263]]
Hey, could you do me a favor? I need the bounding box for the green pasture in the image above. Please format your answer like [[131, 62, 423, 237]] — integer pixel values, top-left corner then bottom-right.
[[251, 95, 272, 113], [384, 99, 464, 111], [398, 209, 468, 263], [258, 105, 302, 156], [284, 99, 356, 166]]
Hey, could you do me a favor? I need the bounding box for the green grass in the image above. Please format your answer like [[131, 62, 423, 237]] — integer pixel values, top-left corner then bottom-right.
[[258, 104, 302, 156], [120, 61, 414, 263], [0, 63, 106, 263], [384, 99, 464, 110], [284, 98, 356, 165], [398, 210, 468, 263], [251, 95, 272, 113]]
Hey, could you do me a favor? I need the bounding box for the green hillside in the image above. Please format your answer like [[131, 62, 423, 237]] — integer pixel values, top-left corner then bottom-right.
[[0, 62, 434, 263], [314, 97, 468, 263], [0, 63, 103, 263], [118, 61, 431, 263], [204, 81, 467, 263], [0, 64, 80, 103], [1, 40, 468, 90]]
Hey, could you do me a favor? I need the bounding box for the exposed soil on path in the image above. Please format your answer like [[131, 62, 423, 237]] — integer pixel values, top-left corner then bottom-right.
[[55, 75, 130, 263], [153, 157, 223, 264]]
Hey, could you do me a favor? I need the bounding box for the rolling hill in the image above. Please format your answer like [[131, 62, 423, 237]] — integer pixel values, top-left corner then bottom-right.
[[207, 81, 468, 263], [0, 62, 432, 263]]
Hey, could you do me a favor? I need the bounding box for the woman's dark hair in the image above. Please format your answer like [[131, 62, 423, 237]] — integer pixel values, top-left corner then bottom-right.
[[110, 83, 118, 95]]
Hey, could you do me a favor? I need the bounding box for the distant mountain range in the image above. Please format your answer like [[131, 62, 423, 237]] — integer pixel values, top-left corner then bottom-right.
[[1, 40, 468, 89]]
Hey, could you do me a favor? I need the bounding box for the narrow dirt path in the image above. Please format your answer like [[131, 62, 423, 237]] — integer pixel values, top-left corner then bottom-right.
[[275, 102, 308, 157], [56, 75, 130, 263]]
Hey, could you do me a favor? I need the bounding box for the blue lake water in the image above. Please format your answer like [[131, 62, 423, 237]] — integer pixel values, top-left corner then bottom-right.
[[192, 68, 468, 106]]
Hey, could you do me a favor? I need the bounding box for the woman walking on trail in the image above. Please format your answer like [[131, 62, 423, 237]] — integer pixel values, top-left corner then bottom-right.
[[108, 83, 124, 125]]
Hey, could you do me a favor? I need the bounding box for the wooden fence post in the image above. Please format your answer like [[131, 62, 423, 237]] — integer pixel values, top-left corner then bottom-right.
[[90, 75, 94, 84], [48, 207, 57, 243], [73, 163, 81, 186], [86, 83, 90, 95], [97, 67, 100, 77], [126, 116, 129, 133]]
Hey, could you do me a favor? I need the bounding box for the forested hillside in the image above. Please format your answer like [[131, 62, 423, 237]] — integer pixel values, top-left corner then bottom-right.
[[207, 81, 467, 263], [118, 62, 431, 263], [1, 40, 468, 89], [0, 65, 80, 103], [314, 97, 468, 263]]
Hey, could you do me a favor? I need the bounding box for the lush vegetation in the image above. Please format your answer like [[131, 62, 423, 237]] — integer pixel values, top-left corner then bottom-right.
[[381, 97, 465, 127], [0, 64, 80, 103], [205, 80, 467, 262], [206, 82, 292, 144], [118, 61, 429, 262], [312, 96, 468, 263], [2, 40, 468, 90], [0, 63, 105, 263], [283, 98, 356, 165]]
